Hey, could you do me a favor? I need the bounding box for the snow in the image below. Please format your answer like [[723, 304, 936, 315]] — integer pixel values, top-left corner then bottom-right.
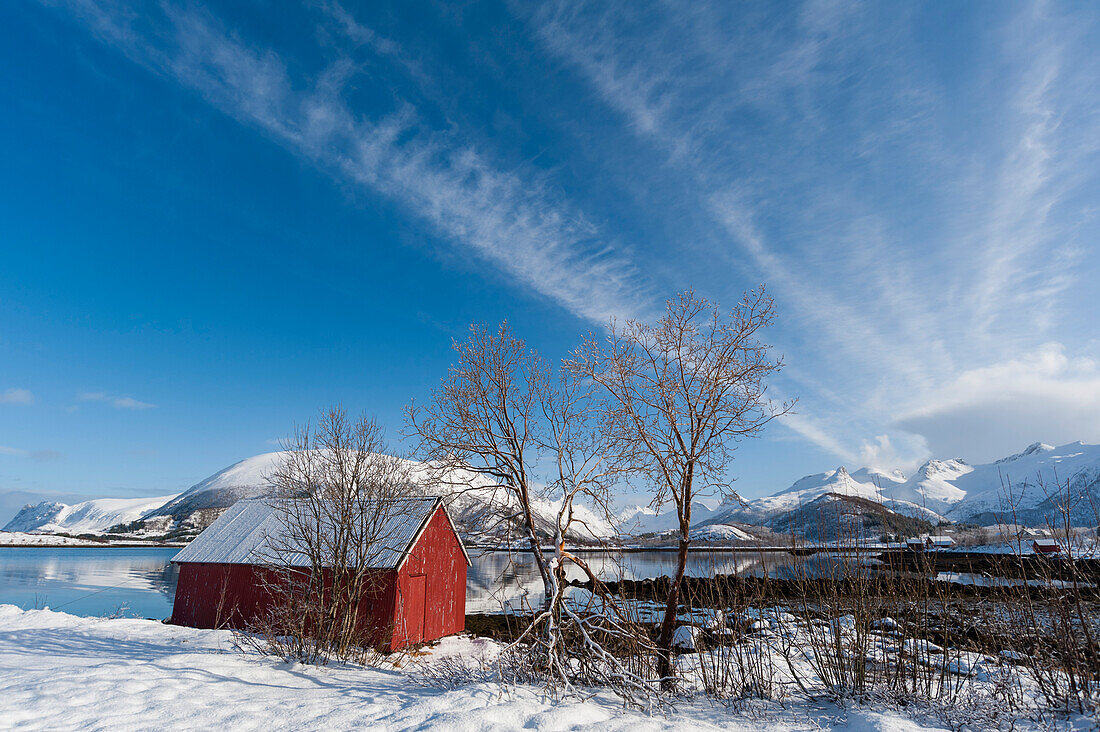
[[146, 451, 287, 520], [3, 494, 180, 534], [0, 532, 103, 546], [0, 605, 964, 731], [144, 451, 619, 542], [704, 440, 1100, 532], [945, 441, 1100, 522], [886, 460, 971, 515], [690, 523, 754, 542]]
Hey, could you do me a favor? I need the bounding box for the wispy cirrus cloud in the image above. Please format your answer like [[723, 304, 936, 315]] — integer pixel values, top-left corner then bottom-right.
[[0, 388, 35, 405], [78, 392, 156, 410], [521, 0, 1100, 468], [45, 0, 651, 325]]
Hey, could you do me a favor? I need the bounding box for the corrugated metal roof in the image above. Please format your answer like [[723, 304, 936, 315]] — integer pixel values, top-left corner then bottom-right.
[[171, 496, 453, 570]]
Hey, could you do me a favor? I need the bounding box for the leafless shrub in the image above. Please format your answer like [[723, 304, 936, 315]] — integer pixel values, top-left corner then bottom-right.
[[996, 471, 1100, 716], [413, 654, 496, 690]]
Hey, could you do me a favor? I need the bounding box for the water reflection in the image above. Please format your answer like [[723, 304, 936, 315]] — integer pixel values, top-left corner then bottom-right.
[[465, 550, 859, 613], [0, 547, 180, 619]]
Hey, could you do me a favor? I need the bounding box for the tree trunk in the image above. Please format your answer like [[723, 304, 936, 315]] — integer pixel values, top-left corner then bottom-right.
[[519, 487, 555, 605], [655, 534, 690, 685]]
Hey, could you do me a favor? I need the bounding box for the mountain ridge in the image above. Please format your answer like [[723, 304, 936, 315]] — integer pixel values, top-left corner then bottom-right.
[[6, 441, 1100, 538]]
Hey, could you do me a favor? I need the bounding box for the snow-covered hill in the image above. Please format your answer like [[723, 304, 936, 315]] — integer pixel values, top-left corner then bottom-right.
[[145, 452, 284, 521], [886, 460, 971, 516], [3, 494, 180, 535], [617, 498, 723, 536], [142, 451, 616, 542], [12, 441, 1098, 540]]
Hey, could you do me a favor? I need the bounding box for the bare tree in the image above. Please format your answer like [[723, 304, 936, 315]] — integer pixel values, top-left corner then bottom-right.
[[503, 369, 662, 705], [250, 407, 417, 664], [567, 288, 791, 684], [405, 323, 555, 603], [407, 323, 663, 704]]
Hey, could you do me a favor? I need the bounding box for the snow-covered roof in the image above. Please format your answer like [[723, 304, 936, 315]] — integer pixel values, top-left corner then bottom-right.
[[907, 535, 954, 546], [172, 496, 469, 570]]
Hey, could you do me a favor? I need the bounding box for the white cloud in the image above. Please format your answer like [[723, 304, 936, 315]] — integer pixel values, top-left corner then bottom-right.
[[0, 446, 28, 457], [0, 388, 34, 405], [778, 412, 858, 465], [112, 397, 156, 410], [78, 392, 156, 410], [896, 343, 1100, 462], [857, 433, 929, 474]]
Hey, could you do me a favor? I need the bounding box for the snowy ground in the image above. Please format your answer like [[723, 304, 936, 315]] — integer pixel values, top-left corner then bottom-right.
[[0, 531, 187, 547], [0, 605, 968, 732], [0, 532, 104, 546]]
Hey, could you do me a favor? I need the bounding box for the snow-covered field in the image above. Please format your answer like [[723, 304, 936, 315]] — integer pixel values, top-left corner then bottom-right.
[[0, 532, 103, 546], [0, 604, 970, 731]]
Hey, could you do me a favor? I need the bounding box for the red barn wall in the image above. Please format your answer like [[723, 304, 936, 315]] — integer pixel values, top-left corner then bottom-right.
[[171, 563, 398, 643], [391, 507, 468, 649]]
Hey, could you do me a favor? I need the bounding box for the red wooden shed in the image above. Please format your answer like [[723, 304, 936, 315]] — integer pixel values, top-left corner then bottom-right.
[[1032, 538, 1062, 556], [169, 496, 469, 651]]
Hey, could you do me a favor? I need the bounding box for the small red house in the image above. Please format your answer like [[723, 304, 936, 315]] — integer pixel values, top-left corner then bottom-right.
[[1032, 538, 1062, 556], [170, 496, 469, 650]]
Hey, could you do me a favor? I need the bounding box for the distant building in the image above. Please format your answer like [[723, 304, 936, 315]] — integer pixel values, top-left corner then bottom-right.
[[1032, 538, 1062, 556], [905, 534, 954, 552], [170, 496, 470, 651]]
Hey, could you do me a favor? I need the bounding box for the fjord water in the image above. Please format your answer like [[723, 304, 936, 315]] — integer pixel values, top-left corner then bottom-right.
[[0, 547, 181, 619], [0, 547, 827, 619]]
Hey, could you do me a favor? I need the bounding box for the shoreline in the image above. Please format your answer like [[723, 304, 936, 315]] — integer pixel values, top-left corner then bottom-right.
[[0, 541, 188, 549]]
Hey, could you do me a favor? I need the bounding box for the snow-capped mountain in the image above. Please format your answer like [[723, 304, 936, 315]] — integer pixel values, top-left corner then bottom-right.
[[617, 498, 723, 536], [703, 441, 1100, 532], [9, 441, 1098, 539], [708, 466, 940, 528], [3, 494, 180, 534], [849, 467, 906, 486], [943, 442, 1100, 525], [616, 497, 756, 542], [885, 459, 970, 516]]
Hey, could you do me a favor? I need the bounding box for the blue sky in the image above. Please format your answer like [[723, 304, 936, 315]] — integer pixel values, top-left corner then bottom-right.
[[2, 0, 1099, 506]]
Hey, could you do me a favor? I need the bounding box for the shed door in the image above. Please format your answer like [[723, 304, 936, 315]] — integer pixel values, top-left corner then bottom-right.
[[406, 574, 426, 644]]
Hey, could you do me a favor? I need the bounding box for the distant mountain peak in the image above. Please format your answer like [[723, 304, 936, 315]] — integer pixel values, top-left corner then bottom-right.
[[850, 466, 907, 485], [915, 458, 968, 476], [994, 442, 1055, 464]]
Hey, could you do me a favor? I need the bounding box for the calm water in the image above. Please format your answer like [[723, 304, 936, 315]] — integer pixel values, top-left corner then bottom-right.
[[0, 547, 828, 619], [0, 547, 181, 619]]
